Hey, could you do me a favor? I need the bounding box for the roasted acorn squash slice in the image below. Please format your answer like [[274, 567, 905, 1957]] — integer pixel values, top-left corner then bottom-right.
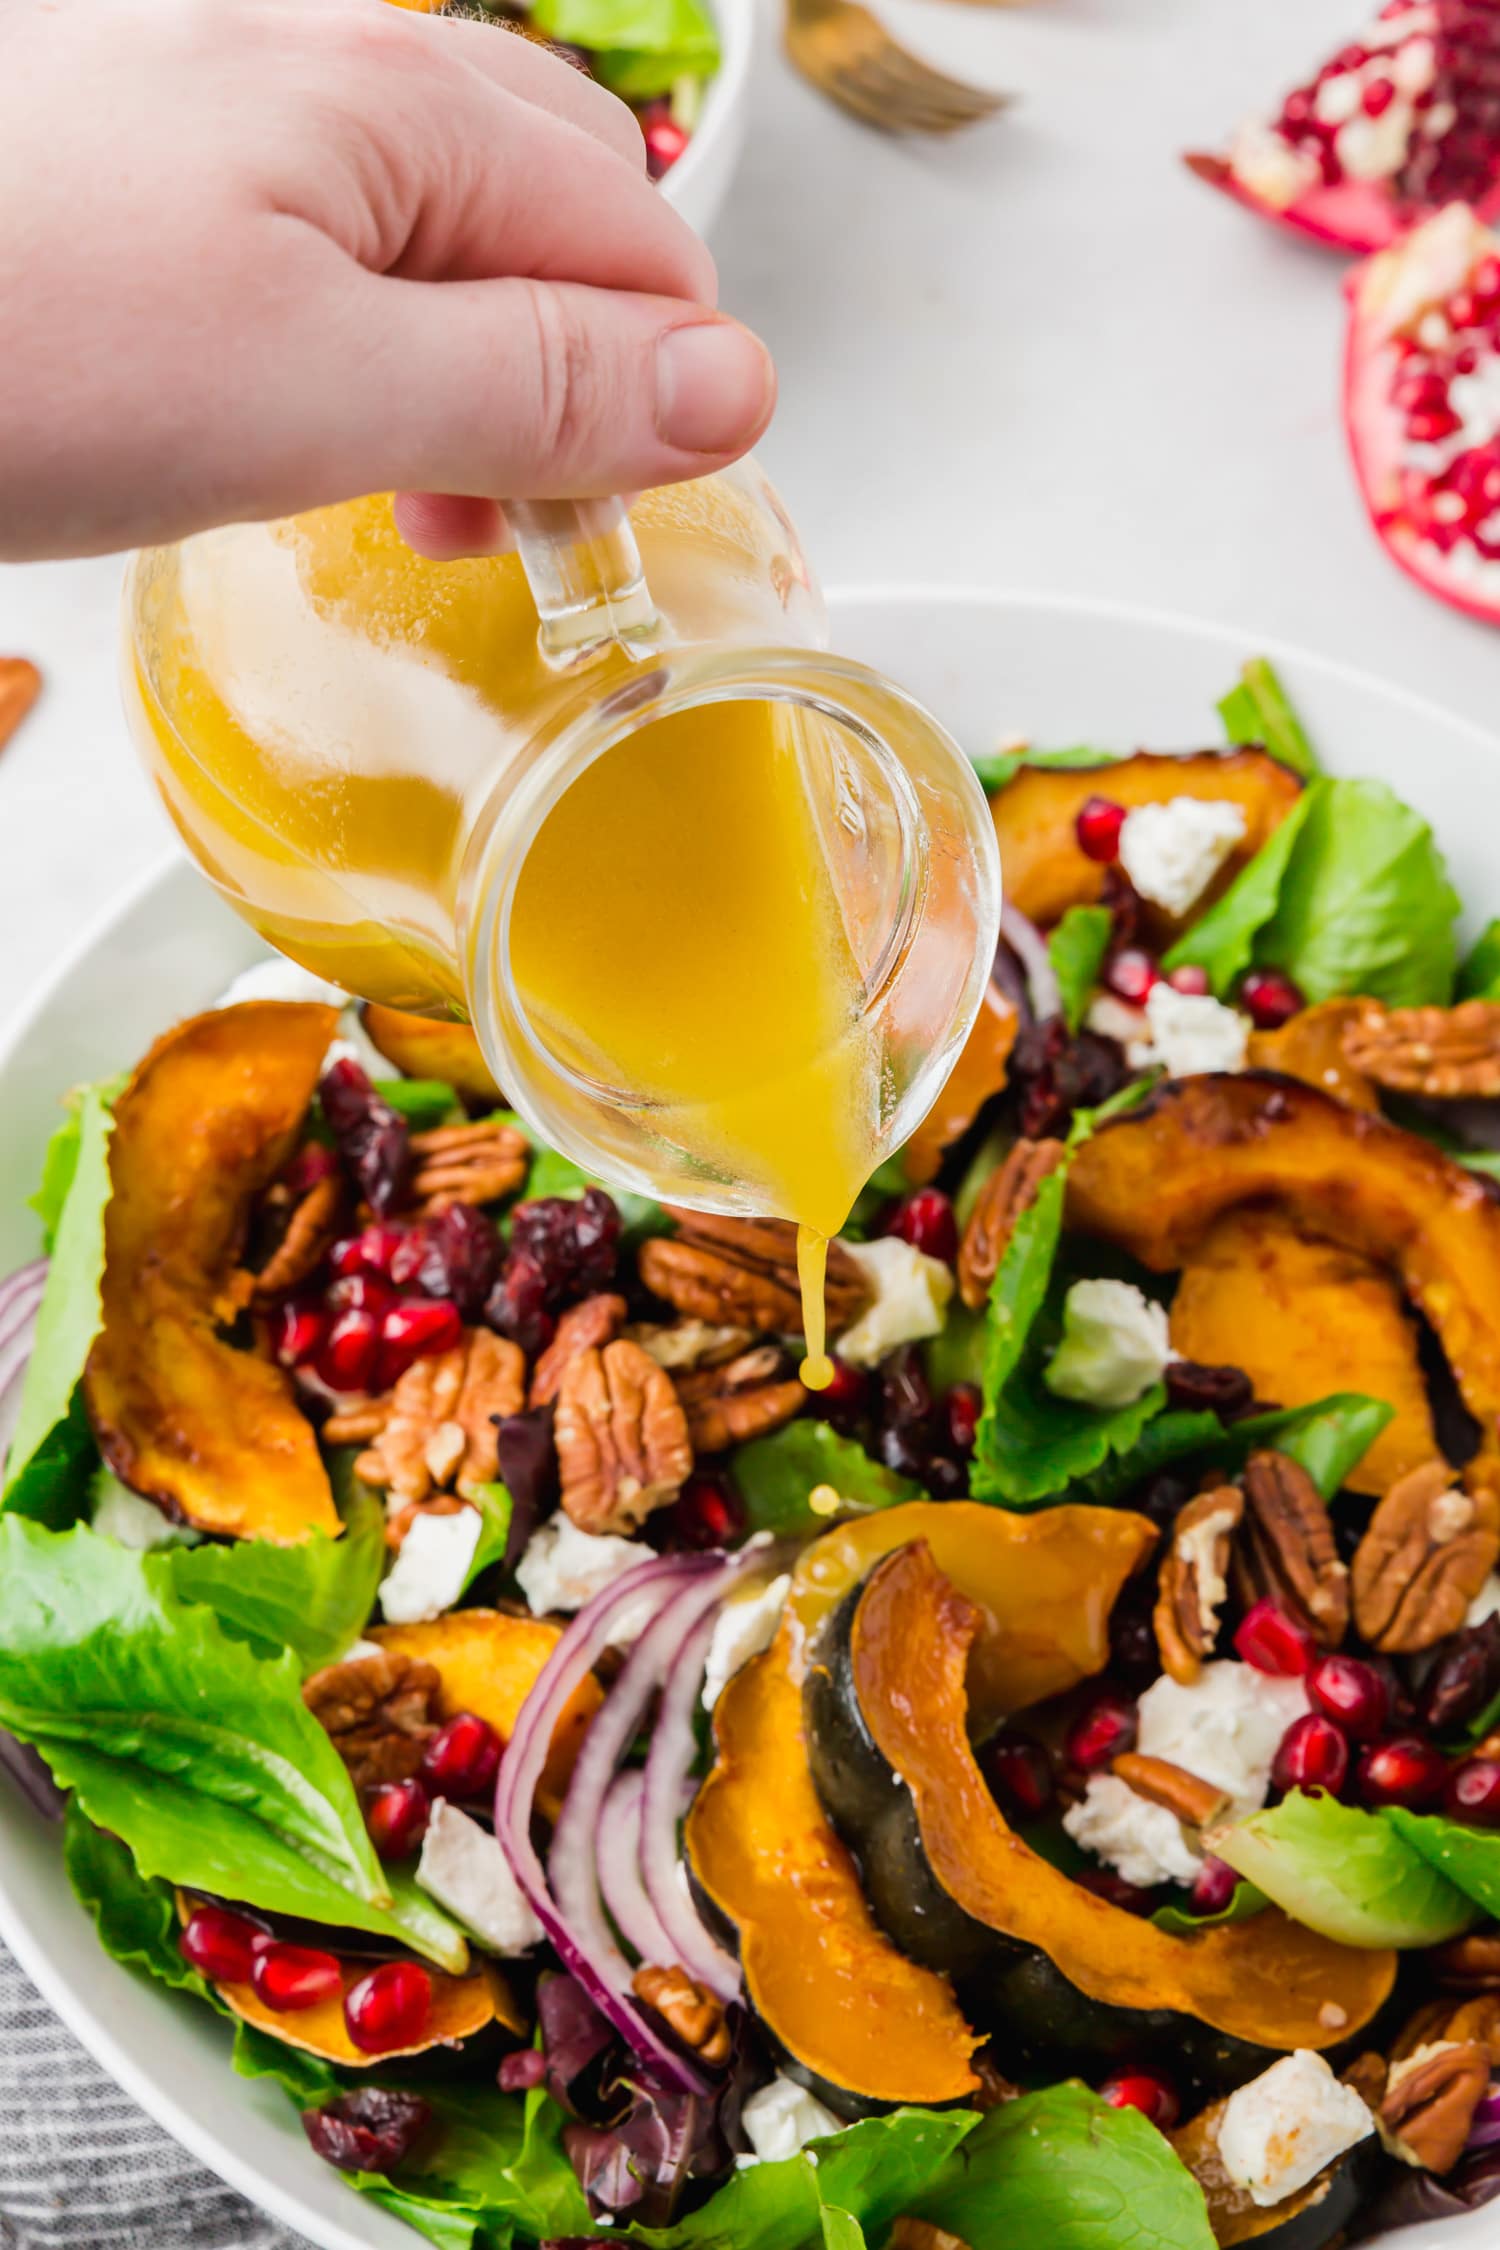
[[84, 1003, 340, 1543], [903, 980, 1020, 1185], [684, 1500, 1155, 2117], [360, 1004, 503, 1109], [806, 1542, 1395, 2095], [992, 750, 1303, 932], [1067, 1072, 1500, 1462], [1170, 1209, 1439, 1495], [1245, 998, 1379, 1112], [1172, 2086, 1386, 2248]]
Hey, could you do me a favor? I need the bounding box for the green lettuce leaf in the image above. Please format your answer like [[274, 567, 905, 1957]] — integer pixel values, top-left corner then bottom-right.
[[731, 1419, 920, 1537], [1161, 789, 1316, 998], [529, 0, 719, 100], [1151, 1880, 1267, 1936], [1214, 1791, 1476, 1948], [1217, 658, 1321, 780], [63, 1799, 214, 2002], [374, 1079, 463, 1129], [1457, 918, 1500, 1002], [465, 1481, 514, 1587], [1079, 1392, 1394, 1509], [1384, 1807, 1500, 1919], [27, 1073, 128, 1247], [971, 743, 1122, 796], [1047, 906, 1112, 1034]]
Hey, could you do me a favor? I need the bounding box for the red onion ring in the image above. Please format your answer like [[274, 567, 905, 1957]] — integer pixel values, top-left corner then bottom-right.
[[1000, 903, 1061, 1023], [0, 1261, 48, 1468], [596, 1770, 678, 1970], [639, 1604, 740, 2000]]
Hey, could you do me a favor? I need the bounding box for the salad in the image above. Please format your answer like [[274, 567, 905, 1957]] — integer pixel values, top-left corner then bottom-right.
[[8, 656, 1500, 2250]]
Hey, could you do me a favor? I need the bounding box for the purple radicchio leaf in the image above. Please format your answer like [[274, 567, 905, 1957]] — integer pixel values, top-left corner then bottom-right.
[[494, 1407, 560, 1570]]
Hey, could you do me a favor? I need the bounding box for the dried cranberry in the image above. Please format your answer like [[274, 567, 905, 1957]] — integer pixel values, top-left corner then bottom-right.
[[366, 1778, 432, 1859], [1167, 964, 1210, 997], [179, 1905, 263, 1984], [303, 2087, 431, 2173], [315, 1307, 381, 1394], [272, 1297, 328, 1368], [498, 2048, 548, 2093], [1240, 969, 1304, 1031], [643, 115, 689, 179], [880, 1345, 934, 1438], [1108, 1585, 1162, 1692], [1234, 1599, 1315, 1677], [924, 1453, 968, 1500], [1420, 1615, 1500, 1734], [320, 1058, 412, 1216], [1066, 1692, 1138, 1772], [1189, 1855, 1239, 1917], [1105, 949, 1161, 1006], [1099, 2069, 1180, 2130], [378, 1297, 463, 1388], [1076, 1868, 1159, 1914], [981, 1729, 1055, 1820], [1163, 1360, 1254, 1421], [421, 1711, 502, 1799], [345, 1960, 432, 2055], [1075, 795, 1126, 864], [487, 1249, 556, 1357], [654, 1469, 745, 1551], [1272, 1712, 1350, 1799], [882, 1188, 959, 1266], [389, 1204, 501, 1318], [1357, 1736, 1450, 1811], [330, 1224, 407, 1279], [946, 1383, 982, 1455], [282, 1141, 341, 1196], [252, 1942, 343, 2013], [1446, 1759, 1500, 1827], [1010, 1017, 1127, 1140], [509, 1190, 621, 1305], [1309, 1654, 1391, 1743]]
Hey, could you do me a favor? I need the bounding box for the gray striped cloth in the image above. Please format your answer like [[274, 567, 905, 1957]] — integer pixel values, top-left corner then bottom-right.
[[0, 1944, 314, 2250]]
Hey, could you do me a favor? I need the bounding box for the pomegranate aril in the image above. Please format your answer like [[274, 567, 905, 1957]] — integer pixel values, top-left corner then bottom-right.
[[1189, 1855, 1239, 1917], [1445, 1758, 1500, 1827], [326, 1272, 396, 1318], [366, 1778, 432, 1859], [1271, 1712, 1350, 1799], [1239, 969, 1304, 1031], [1308, 1653, 1390, 1743], [884, 1188, 959, 1266], [643, 116, 689, 179], [1357, 1735, 1450, 1811], [1234, 1599, 1315, 1677], [1362, 75, 1398, 118], [304, 2087, 431, 2174], [421, 1711, 502, 1800], [344, 1960, 433, 2055], [252, 1942, 343, 2013], [981, 1729, 1055, 1821], [378, 1297, 463, 1387], [946, 1382, 982, 1455], [1166, 964, 1210, 997], [1066, 1692, 1138, 1772], [179, 1905, 264, 1984], [315, 1307, 381, 1394], [1076, 795, 1127, 864], [1105, 949, 1160, 1006], [809, 1354, 869, 1430], [655, 1468, 745, 1550], [272, 1298, 328, 1368], [1099, 2070, 1180, 2131], [330, 1224, 407, 1279]]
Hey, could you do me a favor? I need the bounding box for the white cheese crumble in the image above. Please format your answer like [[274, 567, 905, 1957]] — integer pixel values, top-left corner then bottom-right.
[[1216, 2051, 1374, 2207], [836, 1237, 954, 1370], [1045, 1279, 1173, 1409], [1062, 1775, 1203, 1889], [702, 1574, 790, 1711], [1137, 1661, 1309, 1819], [378, 1506, 482, 1624], [1085, 993, 1151, 1049], [1118, 797, 1248, 918], [515, 1514, 653, 1642], [1128, 983, 1250, 1079], [90, 1470, 200, 1550], [1468, 1573, 1500, 1628], [415, 1801, 544, 1955], [738, 2075, 843, 2165]]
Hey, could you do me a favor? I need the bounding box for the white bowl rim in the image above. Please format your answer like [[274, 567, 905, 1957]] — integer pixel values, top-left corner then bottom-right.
[[654, 0, 752, 211]]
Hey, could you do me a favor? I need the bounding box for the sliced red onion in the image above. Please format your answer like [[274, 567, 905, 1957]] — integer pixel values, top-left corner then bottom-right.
[[0, 1261, 48, 1468], [1468, 2086, 1500, 2152], [1000, 903, 1061, 1024], [640, 1605, 740, 2002], [597, 1770, 678, 1971], [0, 1732, 64, 1822]]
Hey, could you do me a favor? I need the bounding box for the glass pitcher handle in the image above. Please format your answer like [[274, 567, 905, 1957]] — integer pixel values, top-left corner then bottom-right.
[[506, 496, 661, 666]]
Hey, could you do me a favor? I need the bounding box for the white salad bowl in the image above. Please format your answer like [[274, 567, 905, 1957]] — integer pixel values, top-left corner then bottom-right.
[[1, 590, 1499, 2250], [655, 0, 752, 237]]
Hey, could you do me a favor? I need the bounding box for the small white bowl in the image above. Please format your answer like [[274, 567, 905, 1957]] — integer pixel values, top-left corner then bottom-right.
[[655, 0, 753, 236]]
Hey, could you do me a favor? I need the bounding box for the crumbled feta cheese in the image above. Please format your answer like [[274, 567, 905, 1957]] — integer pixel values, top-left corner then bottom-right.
[[739, 2075, 843, 2165], [415, 1801, 544, 1954], [1062, 1775, 1204, 1889], [1468, 1573, 1500, 1628], [627, 1320, 752, 1371], [1085, 993, 1150, 1048], [214, 958, 350, 1010], [515, 1514, 653, 1642], [702, 1574, 790, 1711], [1118, 796, 1247, 918], [90, 1470, 200, 1550], [1129, 983, 1250, 1079], [1045, 1279, 1173, 1408], [836, 1237, 954, 1370], [1216, 2051, 1374, 2207], [345, 1638, 384, 1661], [1137, 1661, 1309, 1819], [378, 1506, 482, 1624]]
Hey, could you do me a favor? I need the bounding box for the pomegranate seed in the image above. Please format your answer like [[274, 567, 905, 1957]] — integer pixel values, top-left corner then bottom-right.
[[326, 1273, 396, 1319], [1308, 1654, 1390, 1743], [378, 1297, 464, 1388], [1473, 256, 1500, 310], [1167, 964, 1210, 996], [1449, 290, 1480, 333], [809, 1354, 869, 1429], [1239, 969, 1304, 1031], [1362, 75, 1397, 118], [643, 117, 689, 179], [946, 1382, 982, 1455], [366, 1779, 432, 1859], [1234, 1599, 1315, 1677], [1445, 1759, 1500, 1827], [884, 1188, 959, 1266], [329, 1224, 407, 1279], [179, 1905, 264, 1984], [1271, 1712, 1350, 1799], [1077, 1868, 1158, 1913], [1099, 2070, 1180, 2131], [981, 1729, 1055, 1821], [1189, 1856, 1239, 1917], [1076, 795, 1127, 864], [283, 1142, 340, 1195], [1066, 1693, 1138, 1772], [315, 1307, 381, 1394], [1105, 949, 1160, 1006], [344, 1961, 433, 2055], [1357, 1736, 1450, 1811], [655, 1468, 746, 1549], [272, 1297, 328, 1368], [252, 1942, 343, 2013], [421, 1711, 502, 1800]]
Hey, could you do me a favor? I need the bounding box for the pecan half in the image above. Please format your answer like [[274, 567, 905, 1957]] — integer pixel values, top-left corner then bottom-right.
[[322, 1396, 391, 1444], [303, 1648, 440, 1792], [1379, 2041, 1491, 2173], [957, 1137, 1067, 1312], [625, 1319, 754, 1372], [0, 658, 41, 754], [1111, 1751, 1230, 1829], [639, 1211, 869, 1337], [356, 1329, 524, 1503], [1351, 1461, 1500, 1653], [1155, 1485, 1244, 1684], [555, 1338, 692, 1534], [1394, 1993, 1500, 2067], [529, 1293, 627, 1409], [409, 1119, 528, 1211], [675, 1345, 806, 1453], [252, 1170, 346, 1302], [1433, 1930, 1500, 1990], [1233, 1449, 1350, 1647], [1344, 999, 1500, 1099], [632, 1965, 730, 2066]]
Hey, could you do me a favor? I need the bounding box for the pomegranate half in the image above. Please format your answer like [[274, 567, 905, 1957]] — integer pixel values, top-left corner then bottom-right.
[[1188, 2, 1500, 255], [1345, 203, 1500, 621]]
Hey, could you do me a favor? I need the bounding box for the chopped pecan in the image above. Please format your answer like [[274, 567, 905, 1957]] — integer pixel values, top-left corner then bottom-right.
[[1379, 2040, 1490, 2173], [632, 1965, 730, 2066], [303, 1648, 440, 1791], [252, 1171, 346, 1302], [639, 1211, 869, 1338], [888, 2226, 972, 2250], [626, 1318, 754, 1372], [1233, 1449, 1349, 1647], [675, 1345, 806, 1453], [322, 1397, 392, 1444], [555, 1338, 693, 1534], [529, 1293, 627, 1409], [1111, 1751, 1230, 1828], [1433, 1930, 1500, 1990], [1154, 1485, 1244, 1683], [1394, 1993, 1500, 2067], [355, 1329, 524, 1503], [1351, 1461, 1500, 1653], [1344, 2052, 1390, 2110], [0, 658, 41, 753], [408, 1119, 528, 1211], [957, 1137, 1068, 1312], [1344, 999, 1500, 1099]]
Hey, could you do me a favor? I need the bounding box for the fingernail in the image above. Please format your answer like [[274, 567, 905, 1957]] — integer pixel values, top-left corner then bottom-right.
[[655, 320, 774, 455]]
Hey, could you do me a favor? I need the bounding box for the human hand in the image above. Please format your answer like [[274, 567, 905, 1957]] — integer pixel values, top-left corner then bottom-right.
[[0, 0, 774, 561]]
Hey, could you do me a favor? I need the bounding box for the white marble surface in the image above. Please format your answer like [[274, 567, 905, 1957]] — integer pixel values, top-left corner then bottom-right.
[[2, 0, 1495, 1055]]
